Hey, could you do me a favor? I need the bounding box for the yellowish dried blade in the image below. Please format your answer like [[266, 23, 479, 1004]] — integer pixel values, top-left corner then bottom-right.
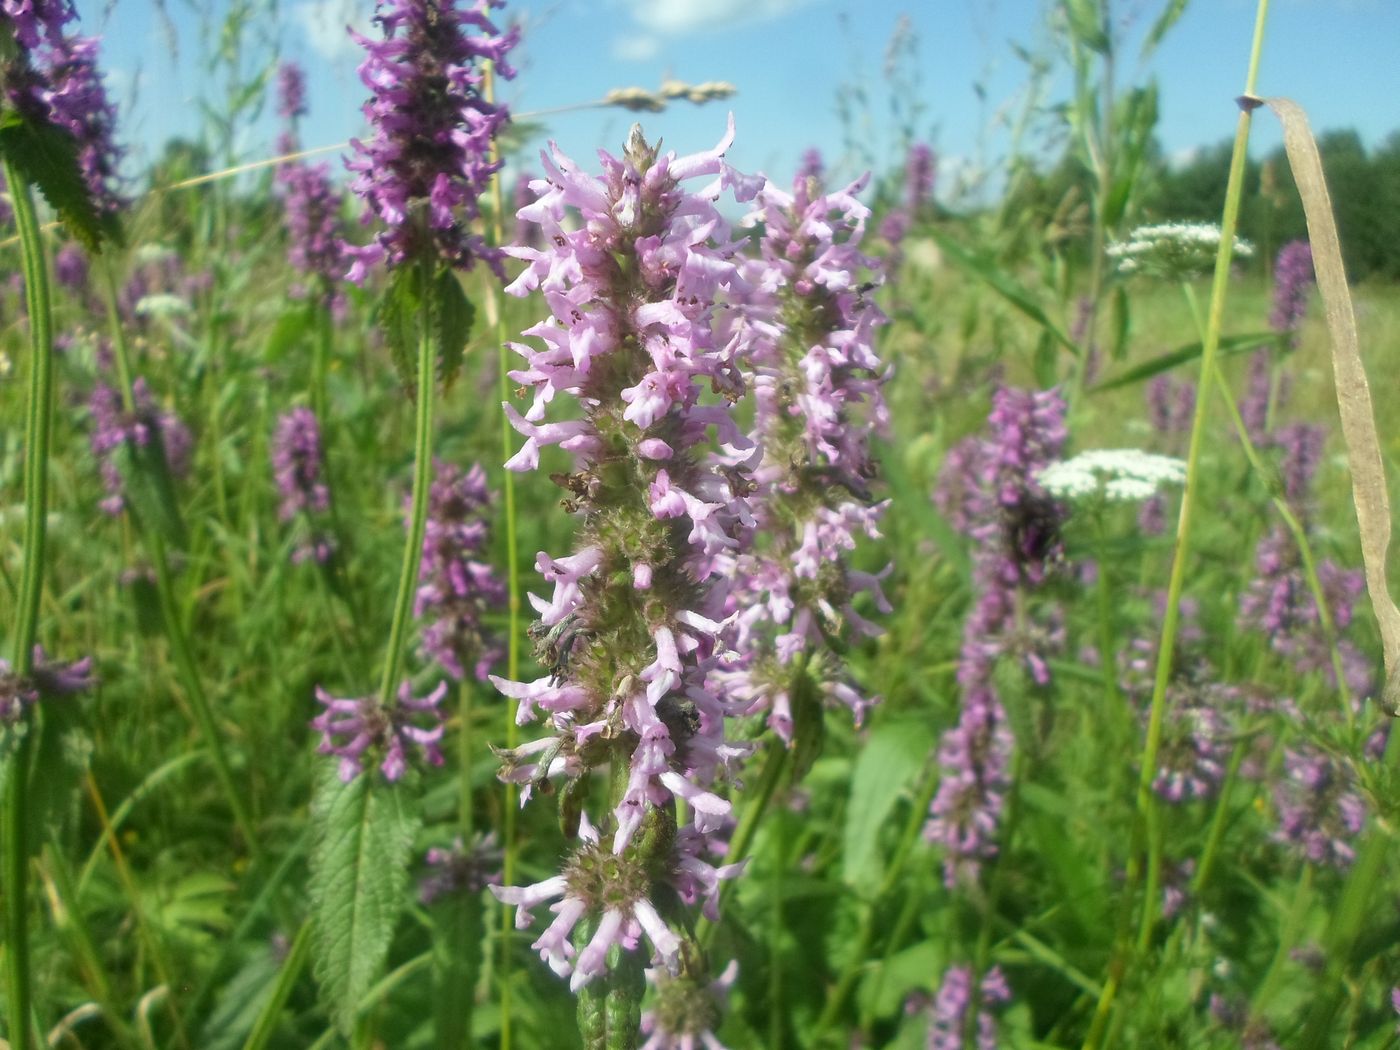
[[1262, 96, 1400, 707]]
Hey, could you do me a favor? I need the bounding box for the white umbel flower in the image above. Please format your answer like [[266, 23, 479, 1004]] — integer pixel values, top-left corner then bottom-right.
[[1107, 222, 1253, 279], [134, 294, 191, 318], [1037, 448, 1186, 503]]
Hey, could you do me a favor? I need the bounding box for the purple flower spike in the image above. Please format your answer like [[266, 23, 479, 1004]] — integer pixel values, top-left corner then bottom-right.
[[88, 378, 192, 516], [796, 146, 824, 184], [1269, 239, 1314, 344], [311, 679, 448, 782], [413, 460, 505, 680], [1272, 744, 1366, 869], [904, 142, 936, 214], [271, 407, 335, 565], [925, 965, 1010, 1050], [33, 30, 125, 216], [491, 120, 759, 992], [276, 61, 307, 120], [343, 0, 519, 280], [715, 168, 891, 740]]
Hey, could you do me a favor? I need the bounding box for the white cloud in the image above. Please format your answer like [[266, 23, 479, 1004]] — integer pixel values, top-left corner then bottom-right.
[[628, 0, 819, 35], [611, 34, 661, 62], [296, 0, 370, 64]]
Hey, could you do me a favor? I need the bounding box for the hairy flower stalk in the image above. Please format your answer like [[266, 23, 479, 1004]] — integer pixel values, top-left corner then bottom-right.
[[489, 120, 760, 1041], [927, 387, 1067, 885], [716, 170, 891, 747]]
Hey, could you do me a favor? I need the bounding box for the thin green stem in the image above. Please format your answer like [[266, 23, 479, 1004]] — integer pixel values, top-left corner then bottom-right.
[[483, 59, 521, 1050], [376, 262, 436, 708], [4, 155, 55, 1050], [459, 680, 474, 838], [1084, 3, 1271, 1042]]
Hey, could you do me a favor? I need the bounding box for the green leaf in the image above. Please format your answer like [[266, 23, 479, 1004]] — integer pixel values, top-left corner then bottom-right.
[[309, 766, 420, 1035], [432, 891, 484, 1049], [120, 428, 190, 551], [1108, 284, 1131, 362], [263, 303, 315, 364], [1090, 331, 1277, 392], [375, 265, 427, 395], [0, 112, 121, 252], [432, 266, 475, 391], [1062, 0, 1110, 54], [26, 699, 92, 846], [788, 667, 826, 785], [842, 718, 933, 896], [929, 230, 1079, 357], [1142, 0, 1189, 58]]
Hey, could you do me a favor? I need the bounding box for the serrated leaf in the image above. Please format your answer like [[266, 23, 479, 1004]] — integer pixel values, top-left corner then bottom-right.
[[0, 112, 120, 252], [309, 766, 419, 1035], [1090, 331, 1277, 392], [375, 265, 427, 395], [199, 947, 281, 1050], [842, 718, 933, 895], [432, 266, 475, 390]]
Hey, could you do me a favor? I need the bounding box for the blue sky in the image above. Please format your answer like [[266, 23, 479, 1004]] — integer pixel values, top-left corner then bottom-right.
[[79, 0, 1400, 197]]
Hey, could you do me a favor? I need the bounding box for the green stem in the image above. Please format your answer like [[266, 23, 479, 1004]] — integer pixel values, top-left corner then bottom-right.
[[4, 155, 55, 1050], [459, 680, 475, 837], [484, 59, 522, 1050], [376, 264, 436, 708], [1084, 3, 1271, 1042]]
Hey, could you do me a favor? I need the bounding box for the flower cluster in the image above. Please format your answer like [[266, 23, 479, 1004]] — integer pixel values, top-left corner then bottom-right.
[[1108, 222, 1253, 280], [311, 679, 448, 782], [714, 169, 891, 742], [271, 407, 335, 565], [488, 120, 761, 990], [924, 964, 1010, 1050], [640, 959, 737, 1050], [275, 60, 307, 121], [879, 141, 936, 251], [1037, 448, 1185, 504], [927, 387, 1067, 885], [1, 646, 93, 727], [1269, 239, 1314, 343], [419, 832, 501, 903], [2, 2, 124, 216], [88, 378, 192, 516], [413, 460, 504, 680], [1272, 744, 1366, 868], [344, 0, 519, 279]]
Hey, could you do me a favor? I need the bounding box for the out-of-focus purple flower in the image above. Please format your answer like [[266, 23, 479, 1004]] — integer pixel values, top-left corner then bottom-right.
[[1152, 690, 1232, 803], [904, 142, 936, 214], [343, 0, 519, 280], [419, 832, 501, 903], [796, 146, 824, 184], [1269, 239, 1313, 343], [311, 679, 448, 782], [32, 30, 126, 217], [925, 965, 1009, 1050], [1239, 349, 1290, 443], [88, 378, 192, 516], [413, 460, 504, 680], [1270, 422, 1324, 512], [1273, 744, 1366, 868], [276, 160, 347, 302], [1, 646, 93, 724], [879, 208, 909, 250], [641, 959, 737, 1050], [1146, 375, 1195, 445], [54, 240, 87, 290], [272, 407, 335, 565], [276, 60, 307, 121], [927, 387, 1067, 884]]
